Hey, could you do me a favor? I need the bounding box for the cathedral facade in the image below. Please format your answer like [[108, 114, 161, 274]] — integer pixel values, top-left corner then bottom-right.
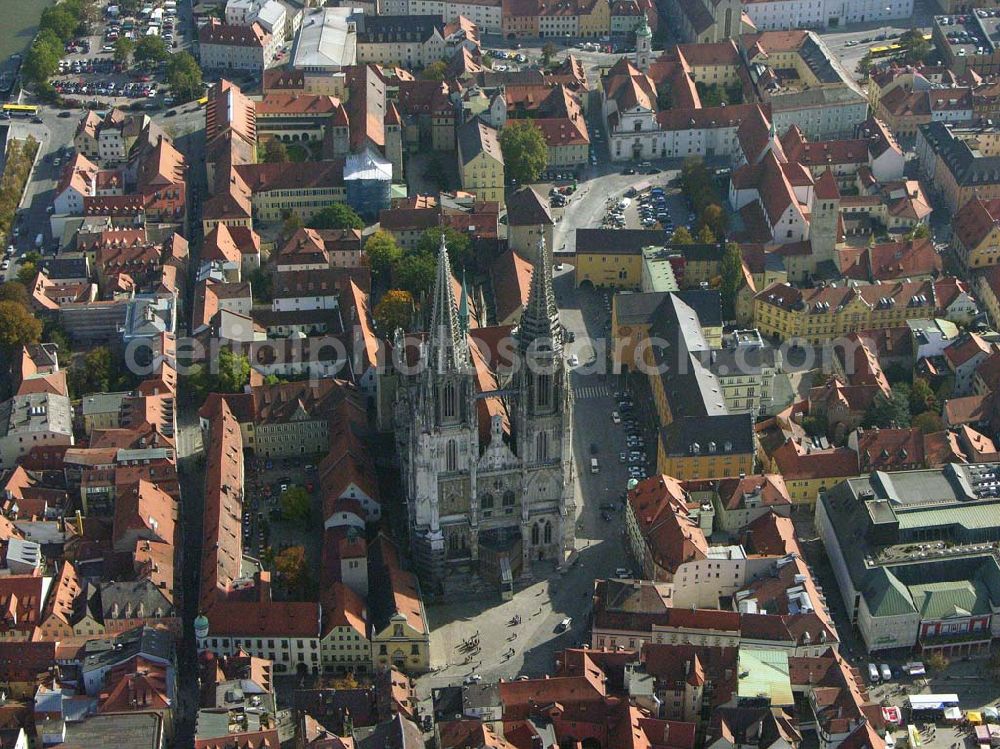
[[393, 237, 575, 592]]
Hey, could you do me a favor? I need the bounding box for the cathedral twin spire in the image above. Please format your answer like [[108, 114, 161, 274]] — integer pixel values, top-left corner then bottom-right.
[[427, 235, 562, 371], [428, 234, 469, 374], [516, 238, 562, 354]]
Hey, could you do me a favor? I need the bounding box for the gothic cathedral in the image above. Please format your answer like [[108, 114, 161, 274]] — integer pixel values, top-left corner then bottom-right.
[[394, 237, 576, 593]]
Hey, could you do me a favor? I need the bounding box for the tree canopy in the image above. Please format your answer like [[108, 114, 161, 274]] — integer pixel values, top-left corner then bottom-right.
[[374, 289, 414, 333], [166, 51, 204, 103], [499, 121, 548, 185], [416, 226, 472, 270], [718, 243, 743, 320], [308, 202, 365, 230], [421, 60, 448, 81], [135, 35, 168, 65], [262, 138, 289, 163], [0, 282, 30, 308], [0, 300, 43, 355], [364, 230, 403, 280], [280, 487, 312, 525], [395, 253, 437, 298], [114, 37, 135, 64]]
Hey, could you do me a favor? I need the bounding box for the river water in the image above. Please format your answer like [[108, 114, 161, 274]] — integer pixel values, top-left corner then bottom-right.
[[0, 0, 55, 61]]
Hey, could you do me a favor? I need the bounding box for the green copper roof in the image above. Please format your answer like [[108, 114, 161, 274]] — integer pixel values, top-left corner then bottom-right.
[[864, 567, 916, 617]]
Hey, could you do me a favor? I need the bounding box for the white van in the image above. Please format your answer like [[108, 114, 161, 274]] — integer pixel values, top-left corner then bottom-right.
[[590, 458, 599, 474], [867, 663, 880, 683]]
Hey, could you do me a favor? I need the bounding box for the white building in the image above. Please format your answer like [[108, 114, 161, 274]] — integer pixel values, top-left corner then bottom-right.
[[198, 20, 279, 74], [405, 0, 502, 34], [743, 0, 913, 31], [0, 393, 75, 469]]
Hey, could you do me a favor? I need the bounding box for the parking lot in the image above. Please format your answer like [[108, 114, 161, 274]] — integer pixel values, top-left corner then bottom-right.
[[243, 454, 325, 594]]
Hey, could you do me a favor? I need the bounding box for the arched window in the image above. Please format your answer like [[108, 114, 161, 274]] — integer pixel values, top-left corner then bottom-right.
[[446, 440, 457, 472], [531, 524, 540, 545], [502, 490, 515, 508], [536, 431, 549, 461], [481, 493, 494, 509], [544, 521, 553, 544], [724, 6, 733, 36], [442, 382, 457, 419]]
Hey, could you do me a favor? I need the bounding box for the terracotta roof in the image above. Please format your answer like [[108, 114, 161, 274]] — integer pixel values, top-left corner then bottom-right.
[[234, 160, 346, 192], [627, 476, 707, 574], [944, 393, 996, 426], [490, 249, 533, 323], [200, 398, 244, 610], [953, 195, 1000, 250], [207, 597, 321, 638], [769, 439, 859, 481], [199, 18, 270, 47], [0, 575, 46, 636], [713, 474, 792, 511], [321, 581, 368, 639], [257, 92, 344, 116], [206, 79, 257, 147]]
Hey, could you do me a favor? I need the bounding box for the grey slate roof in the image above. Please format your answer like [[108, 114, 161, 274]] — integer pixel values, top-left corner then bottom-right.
[[659, 413, 756, 456]]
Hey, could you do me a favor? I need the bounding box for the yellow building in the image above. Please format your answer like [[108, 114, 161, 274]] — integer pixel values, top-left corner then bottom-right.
[[656, 414, 756, 480], [753, 279, 938, 345], [578, 0, 611, 38], [917, 122, 1000, 213], [765, 439, 860, 509], [952, 195, 1000, 270], [320, 582, 372, 675], [370, 540, 430, 675], [575, 229, 669, 288], [234, 162, 347, 224], [457, 118, 505, 207], [978, 266, 1000, 328]]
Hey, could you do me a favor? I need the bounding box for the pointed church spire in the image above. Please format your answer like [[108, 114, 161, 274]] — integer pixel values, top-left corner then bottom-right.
[[517, 239, 562, 353], [428, 234, 468, 372], [458, 268, 470, 336]]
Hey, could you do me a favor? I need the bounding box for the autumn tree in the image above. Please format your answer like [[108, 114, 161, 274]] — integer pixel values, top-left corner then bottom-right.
[[0, 282, 30, 308], [364, 230, 403, 280], [281, 486, 312, 524], [275, 545, 309, 597], [16, 262, 38, 287], [925, 652, 949, 672], [699, 203, 728, 239], [696, 225, 716, 244], [421, 60, 448, 81], [499, 120, 548, 185], [0, 301, 43, 355], [542, 42, 558, 67], [671, 226, 694, 244], [375, 289, 414, 332], [262, 138, 289, 163], [282, 212, 304, 240], [909, 378, 937, 415]]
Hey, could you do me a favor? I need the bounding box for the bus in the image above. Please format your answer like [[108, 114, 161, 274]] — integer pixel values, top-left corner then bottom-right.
[[870, 33, 932, 58], [2, 103, 39, 117]]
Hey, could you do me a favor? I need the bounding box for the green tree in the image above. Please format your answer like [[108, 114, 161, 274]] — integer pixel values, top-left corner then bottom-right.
[[857, 52, 873, 77], [909, 377, 937, 415], [68, 346, 117, 395], [416, 226, 472, 270], [275, 545, 311, 598], [499, 120, 548, 185], [899, 27, 931, 64], [421, 60, 448, 81], [114, 37, 135, 64], [215, 348, 250, 393], [281, 212, 304, 240], [280, 487, 312, 524], [364, 230, 403, 280], [166, 51, 203, 102], [395, 252, 437, 298], [801, 414, 829, 438], [249, 266, 273, 303], [15, 263, 38, 288], [671, 226, 694, 244], [719, 242, 743, 320], [0, 300, 42, 355], [864, 386, 912, 428], [912, 410, 943, 434], [23, 30, 63, 84], [0, 282, 30, 308], [907, 223, 931, 240], [135, 35, 168, 65], [39, 5, 81, 42], [307, 202, 365, 230], [374, 289, 414, 332], [262, 138, 289, 163], [541, 42, 558, 67]]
